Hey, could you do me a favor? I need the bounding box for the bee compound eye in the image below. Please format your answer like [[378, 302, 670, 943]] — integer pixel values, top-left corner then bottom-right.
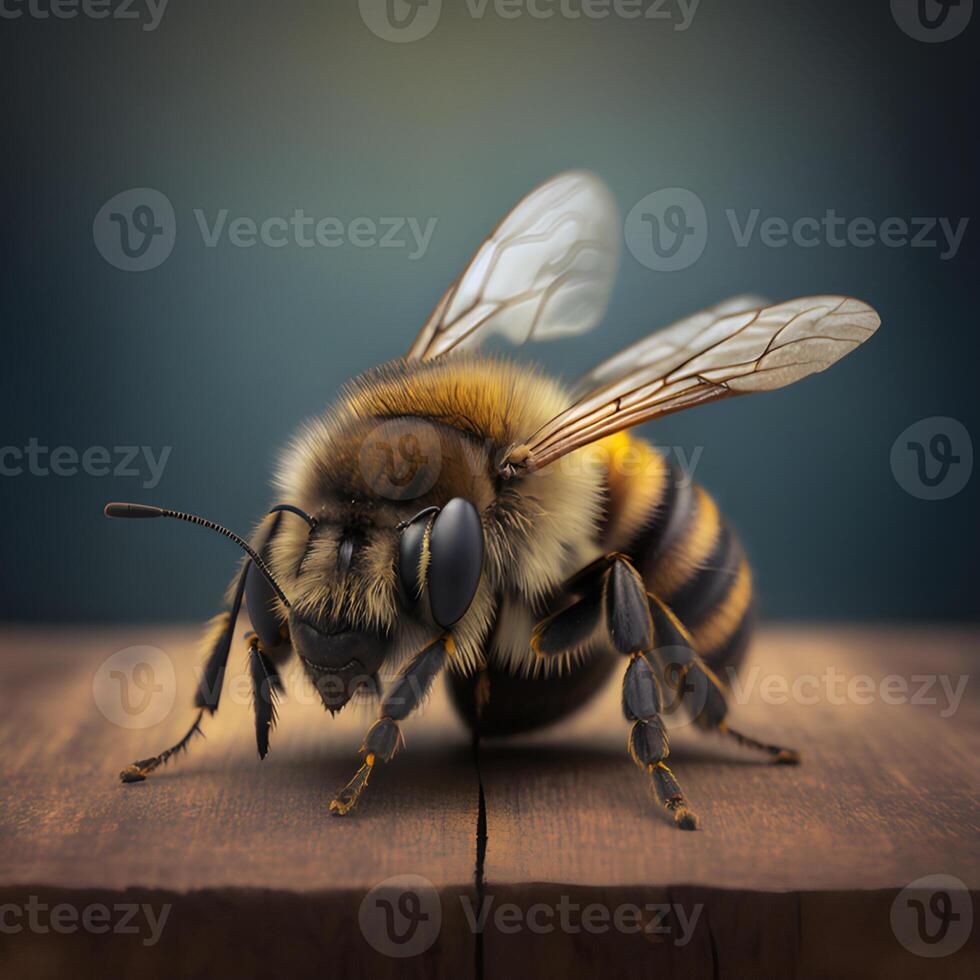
[[427, 498, 484, 629]]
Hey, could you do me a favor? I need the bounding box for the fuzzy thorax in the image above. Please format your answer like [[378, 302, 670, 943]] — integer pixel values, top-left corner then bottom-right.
[[268, 354, 606, 674]]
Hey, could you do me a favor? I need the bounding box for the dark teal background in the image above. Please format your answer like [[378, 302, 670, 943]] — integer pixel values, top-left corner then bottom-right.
[[1, 0, 976, 623]]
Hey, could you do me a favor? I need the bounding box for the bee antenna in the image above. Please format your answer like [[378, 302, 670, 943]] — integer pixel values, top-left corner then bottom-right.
[[269, 503, 318, 528], [104, 502, 292, 609]]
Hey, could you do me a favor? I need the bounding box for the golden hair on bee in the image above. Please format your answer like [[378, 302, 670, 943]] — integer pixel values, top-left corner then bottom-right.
[[269, 352, 606, 675]]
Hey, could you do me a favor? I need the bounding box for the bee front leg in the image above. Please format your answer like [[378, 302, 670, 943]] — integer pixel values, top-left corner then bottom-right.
[[533, 553, 700, 829], [118, 560, 251, 783], [119, 709, 206, 783], [119, 510, 291, 783], [329, 634, 452, 816]]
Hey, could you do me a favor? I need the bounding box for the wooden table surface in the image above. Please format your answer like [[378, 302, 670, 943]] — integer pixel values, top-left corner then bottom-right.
[[0, 624, 977, 978]]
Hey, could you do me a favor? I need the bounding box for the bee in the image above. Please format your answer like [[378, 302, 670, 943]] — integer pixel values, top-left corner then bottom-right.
[[107, 172, 879, 829]]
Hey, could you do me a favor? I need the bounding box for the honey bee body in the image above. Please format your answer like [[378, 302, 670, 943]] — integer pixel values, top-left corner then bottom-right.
[[110, 172, 879, 828], [272, 353, 750, 733]]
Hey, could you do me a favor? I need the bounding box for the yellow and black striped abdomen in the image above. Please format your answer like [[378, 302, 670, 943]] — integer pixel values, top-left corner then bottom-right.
[[599, 433, 754, 674]]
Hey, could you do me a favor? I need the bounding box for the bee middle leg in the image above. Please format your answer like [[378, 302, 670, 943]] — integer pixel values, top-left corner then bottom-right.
[[532, 553, 701, 830], [329, 634, 452, 816], [247, 631, 285, 760]]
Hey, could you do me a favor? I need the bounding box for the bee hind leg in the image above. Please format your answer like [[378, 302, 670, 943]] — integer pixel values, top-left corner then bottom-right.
[[625, 654, 701, 830], [647, 592, 800, 765], [330, 634, 451, 816], [717, 722, 800, 765]]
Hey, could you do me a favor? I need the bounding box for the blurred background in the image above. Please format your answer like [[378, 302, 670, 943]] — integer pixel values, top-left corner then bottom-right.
[[1, 0, 976, 624]]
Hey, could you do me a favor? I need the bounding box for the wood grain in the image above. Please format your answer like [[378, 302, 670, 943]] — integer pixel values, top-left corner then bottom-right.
[[0, 624, 977, 978], [476, 626, 980, 978], [0, 625, 479, 892], [479, 625, 980, 890]]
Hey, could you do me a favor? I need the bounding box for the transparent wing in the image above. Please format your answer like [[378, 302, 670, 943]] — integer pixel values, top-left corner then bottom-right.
[[569, 293, 767, 397], [505, 296, 881, 474], [407, 171, 619, 361]]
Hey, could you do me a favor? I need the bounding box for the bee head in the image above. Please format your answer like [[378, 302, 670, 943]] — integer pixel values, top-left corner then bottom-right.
[[271, 415, 492, 711], [282, 496, 483, 711]]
